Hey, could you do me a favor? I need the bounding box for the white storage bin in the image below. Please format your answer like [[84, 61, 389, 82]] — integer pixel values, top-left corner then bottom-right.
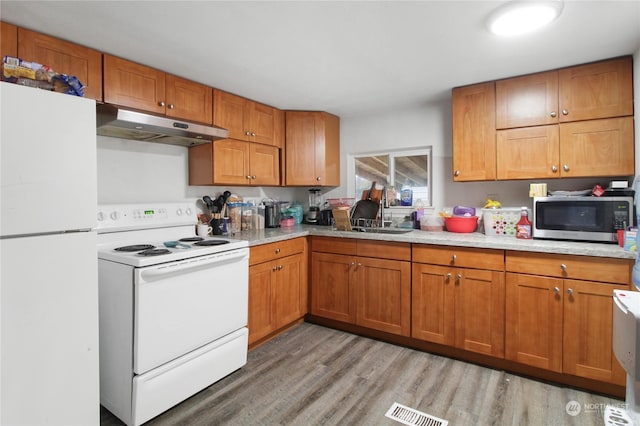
[[482, 208, 528, 236]]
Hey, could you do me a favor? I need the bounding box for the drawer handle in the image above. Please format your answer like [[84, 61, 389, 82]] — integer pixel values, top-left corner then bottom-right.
[[560, 263, 567, 271], [275, 248, 281, 254], [554, 286, 560, 294], [451, 254, 457, 262]]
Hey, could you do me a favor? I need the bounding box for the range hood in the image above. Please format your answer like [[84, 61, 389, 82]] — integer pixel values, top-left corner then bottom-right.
[[96, 104, 229, 147]]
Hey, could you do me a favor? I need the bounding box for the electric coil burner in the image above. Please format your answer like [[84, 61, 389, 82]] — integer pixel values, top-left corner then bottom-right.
[[96, 202, 249, 426]]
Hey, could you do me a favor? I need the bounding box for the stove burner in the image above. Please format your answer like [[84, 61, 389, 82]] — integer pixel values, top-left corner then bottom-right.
[[138, 248, 172, 256], [193, 240, 230, 247], [115, 244, 155, 252], [179, 237, 204, 242]]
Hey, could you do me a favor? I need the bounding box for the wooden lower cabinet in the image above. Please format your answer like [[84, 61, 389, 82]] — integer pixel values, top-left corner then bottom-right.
[[412, 246, 505, 357], [248, 238, 307, 346], [310, 237, 411, 336], [505, 251, 629, 386]]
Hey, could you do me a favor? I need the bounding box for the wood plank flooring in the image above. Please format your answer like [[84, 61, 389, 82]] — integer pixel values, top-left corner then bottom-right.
[[101, 323, 623, 425]]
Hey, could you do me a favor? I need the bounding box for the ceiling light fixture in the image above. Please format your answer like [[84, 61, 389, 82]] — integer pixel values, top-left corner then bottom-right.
[[487, 1, 564, 36]]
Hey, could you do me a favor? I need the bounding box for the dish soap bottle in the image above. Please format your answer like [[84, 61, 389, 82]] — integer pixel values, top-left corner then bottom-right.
[[516, 207, 532, 239], [400, 180, 413, 206]]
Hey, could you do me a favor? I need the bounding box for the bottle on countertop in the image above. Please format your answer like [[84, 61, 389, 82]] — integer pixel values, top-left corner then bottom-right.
[[516, 207, 532, 239], [400, 179, 413, 206]]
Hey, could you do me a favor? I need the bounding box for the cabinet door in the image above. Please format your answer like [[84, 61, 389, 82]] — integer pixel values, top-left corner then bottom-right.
[[563, 280, 626, 385], [18, 28, 103, 101], [496, 71, 558, 129], [285, 111, 340, 186], [496, 125, 560, 180], [249, 102, 276, 145], [103, 54, 165, 114], [274, 253, 305, 329], [559, 117, 634, 178], [213, 90, 249, 140], [285, 111, 318, 185], [165, 74, 212, 124], [356, 258, 411, 336], [452, 82, 496, 181], [1, 21, 17, 60], [311, 252, 355, 323], [559, 57, 633, 122], [455, 269, 505, 357], [248, 262, 275, 345], [411, 264, 455, 345], [212, 140, 250, 185], [250, 143, 280, 186], [505, 273, 563, 372]]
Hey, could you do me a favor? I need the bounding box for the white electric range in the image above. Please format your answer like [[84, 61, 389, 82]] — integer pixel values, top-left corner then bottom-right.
[[96, 202, 249, 426]]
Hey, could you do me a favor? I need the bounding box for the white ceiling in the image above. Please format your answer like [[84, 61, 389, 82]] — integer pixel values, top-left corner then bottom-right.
[[2, 1, 639, 118]]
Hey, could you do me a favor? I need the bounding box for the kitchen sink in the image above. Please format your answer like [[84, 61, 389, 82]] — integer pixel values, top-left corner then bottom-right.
[[351, 227, 413, 234]]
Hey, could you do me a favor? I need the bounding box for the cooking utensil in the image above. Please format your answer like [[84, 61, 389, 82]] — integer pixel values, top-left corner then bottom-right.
[[202, 196, 215, 213], [351, 181, 380, 221]]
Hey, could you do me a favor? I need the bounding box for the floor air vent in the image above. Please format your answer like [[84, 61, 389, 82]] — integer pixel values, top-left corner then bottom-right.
[[385, 402, 448, 426]]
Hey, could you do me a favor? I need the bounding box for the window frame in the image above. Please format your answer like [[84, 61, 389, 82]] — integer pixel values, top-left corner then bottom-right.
[[347, 146, 433, 208]]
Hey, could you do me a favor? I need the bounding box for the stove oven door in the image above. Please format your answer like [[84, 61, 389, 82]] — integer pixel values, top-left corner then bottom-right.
[[133, 248, 249, 374]]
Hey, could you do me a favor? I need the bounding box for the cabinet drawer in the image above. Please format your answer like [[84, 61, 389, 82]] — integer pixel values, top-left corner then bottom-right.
[[250, 238, 306, 266], [413, 245, 504, 271], [506, 251, 632, 284], [311, 236, 356, 255], [357, 240, 410, 261]]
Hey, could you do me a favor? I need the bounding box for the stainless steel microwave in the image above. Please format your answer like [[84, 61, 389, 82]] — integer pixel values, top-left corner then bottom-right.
[[533, 196, 634, 243]]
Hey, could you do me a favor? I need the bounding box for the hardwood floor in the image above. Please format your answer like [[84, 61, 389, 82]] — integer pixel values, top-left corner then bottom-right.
[[101, 323, 623, 425]]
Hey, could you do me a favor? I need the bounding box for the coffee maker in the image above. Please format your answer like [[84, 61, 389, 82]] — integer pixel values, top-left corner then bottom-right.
[[306, 189, 321, 224]]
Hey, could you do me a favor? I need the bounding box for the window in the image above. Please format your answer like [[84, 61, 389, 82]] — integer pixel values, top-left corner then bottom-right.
[[350, 147, 432, 207]]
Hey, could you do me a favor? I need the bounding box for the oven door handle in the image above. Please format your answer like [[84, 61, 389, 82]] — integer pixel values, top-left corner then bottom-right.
[[139, 249, 249, 282]]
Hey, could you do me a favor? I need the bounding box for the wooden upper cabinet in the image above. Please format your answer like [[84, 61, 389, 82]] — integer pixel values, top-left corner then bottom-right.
[[165, 74, 212, 124], [452, 82, 496, 181], [17, 27, 102, 101], [497, 125, 560, 179], [103, 54, 165, 114], [496, 57, 633, 130], [1, 21, 18, 60], [104, 54, 212, 124], [559, 57, 633, 122], [285, 111, 340, 186], [496, 71, 558, 129], [213, 90, 278, 146]]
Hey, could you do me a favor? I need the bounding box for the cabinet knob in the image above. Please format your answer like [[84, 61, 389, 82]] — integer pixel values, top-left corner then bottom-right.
[[554, 286, 560, 294], [451, 254, 457, 262], [455, 273, 462, 284], [252, 175, 257, 179], [551, 165, 558, 173], [562, 109, 569, 115], [246, 175, 252, 179], [567, 288, 574, 295], [159, 101, 166, 107], [250, 132, 256, 137], [560, 263, 567, 271], [316, 177, 321, 181], [168, 104, 175, 110], [272, 266, 277, 272], [275, 248, 280, 254], [245, 131, 251, 136], [550, 111, 557, 118], [446, 273, 452, 281], [454, 170, 460, 177], [563, 164, 570, 172], [278, 265, 284, 270]]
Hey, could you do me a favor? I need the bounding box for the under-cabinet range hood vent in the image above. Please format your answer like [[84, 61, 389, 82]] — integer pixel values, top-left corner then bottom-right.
[[96, 104, 229, 147]]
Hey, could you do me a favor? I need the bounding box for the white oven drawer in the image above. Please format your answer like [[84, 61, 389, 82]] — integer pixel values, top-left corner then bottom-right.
[[132, 327, 248, 426], [134, 248, 248, 374]]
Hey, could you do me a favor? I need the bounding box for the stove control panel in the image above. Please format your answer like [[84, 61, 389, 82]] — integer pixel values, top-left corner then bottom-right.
[[97, 202, 197, 233]]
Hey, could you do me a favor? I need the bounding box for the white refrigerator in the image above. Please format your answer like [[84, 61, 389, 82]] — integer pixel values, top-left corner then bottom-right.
[[0, 82, 99, 425]]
